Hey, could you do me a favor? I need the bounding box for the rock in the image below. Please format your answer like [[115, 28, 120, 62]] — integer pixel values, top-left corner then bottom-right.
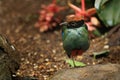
[[0, 54, 12, 80], [0, 34, 20, 80], [13, 76, 38, 80], [50, 63, 120, 80], [107, 25, 120, 46]]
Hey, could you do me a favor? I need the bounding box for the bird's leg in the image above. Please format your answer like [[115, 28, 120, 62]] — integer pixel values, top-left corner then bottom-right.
[[71, 55, 76, 67], [71, 50, 78, 67]]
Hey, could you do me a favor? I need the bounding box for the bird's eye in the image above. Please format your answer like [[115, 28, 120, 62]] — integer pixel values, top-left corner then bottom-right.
[[70, 22, 77, 26]]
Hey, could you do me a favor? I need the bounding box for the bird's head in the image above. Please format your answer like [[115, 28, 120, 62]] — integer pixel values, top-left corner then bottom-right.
[[67, 20, 84, 28], [60, 20, 87, 29]]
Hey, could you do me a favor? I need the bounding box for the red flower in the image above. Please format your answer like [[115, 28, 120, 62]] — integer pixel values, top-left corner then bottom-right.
[[66, 0, 99, 31], [35, 0, 65, 32]]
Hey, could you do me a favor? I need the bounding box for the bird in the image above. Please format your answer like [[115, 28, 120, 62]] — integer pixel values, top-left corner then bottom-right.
[[60, 20, 90, 66]]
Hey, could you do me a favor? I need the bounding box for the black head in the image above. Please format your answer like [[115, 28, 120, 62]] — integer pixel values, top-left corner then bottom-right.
[[67, 20, 84, 28], [60, 20, 85, 28]]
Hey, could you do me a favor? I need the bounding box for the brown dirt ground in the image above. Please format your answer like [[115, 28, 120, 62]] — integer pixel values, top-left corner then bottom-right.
[[0, 0, 120, 80]]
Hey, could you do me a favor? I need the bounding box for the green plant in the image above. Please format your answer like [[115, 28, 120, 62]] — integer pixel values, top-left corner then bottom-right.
[[95, 0, 120, 27]]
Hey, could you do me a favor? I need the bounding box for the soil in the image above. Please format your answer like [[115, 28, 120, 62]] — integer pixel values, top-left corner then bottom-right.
[[0, 0, 120, 80]]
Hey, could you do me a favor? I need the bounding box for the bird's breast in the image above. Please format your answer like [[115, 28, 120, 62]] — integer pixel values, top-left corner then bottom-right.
[[71, 50, 84, 57]]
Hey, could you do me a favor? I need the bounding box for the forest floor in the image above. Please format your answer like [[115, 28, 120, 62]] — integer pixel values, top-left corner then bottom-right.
[[0, 0, 120, 80]]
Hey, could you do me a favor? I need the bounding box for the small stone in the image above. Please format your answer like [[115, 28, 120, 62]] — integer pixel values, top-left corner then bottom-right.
[[43, 75, 48, 80], [34, 65, 38, 69], [49, 68, 55, 72], [59, 42, 63, 46], [33, 34, 40, 40], [53, 65, 57, 68], [28, 53, 31, 56], [16, 72, 20, 75], [45, 58, 49, 62], [93, 62, 96, 65], [40, 54, 44, 57], [26, 60, 30, 64], [92, 39, 95, 42], [52, 50, 56, 54], [21, 58, 25, 61], [46, 40, 50, 43], [104, 38, 109, 44], [45, 62, 51, 66], [34, 52, 37, 55], [87, 62, 90, 65], [104, 45, 109, 49]]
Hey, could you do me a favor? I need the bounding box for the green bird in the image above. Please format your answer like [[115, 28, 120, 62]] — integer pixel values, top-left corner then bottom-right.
[[60, 20, 90, 66]]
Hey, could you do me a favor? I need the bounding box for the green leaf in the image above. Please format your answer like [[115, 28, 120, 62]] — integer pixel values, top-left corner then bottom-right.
[[95, 0, 120, 27], [93, 50, 110, 59], [66, 59, 86, 67]]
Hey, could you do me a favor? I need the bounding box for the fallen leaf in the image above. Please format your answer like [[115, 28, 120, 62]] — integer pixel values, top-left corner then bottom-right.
[[66, 59, 86, 67]]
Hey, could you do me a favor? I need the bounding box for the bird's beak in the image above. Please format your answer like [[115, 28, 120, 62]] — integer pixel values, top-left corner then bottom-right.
[[60, 22, 68, 26]]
